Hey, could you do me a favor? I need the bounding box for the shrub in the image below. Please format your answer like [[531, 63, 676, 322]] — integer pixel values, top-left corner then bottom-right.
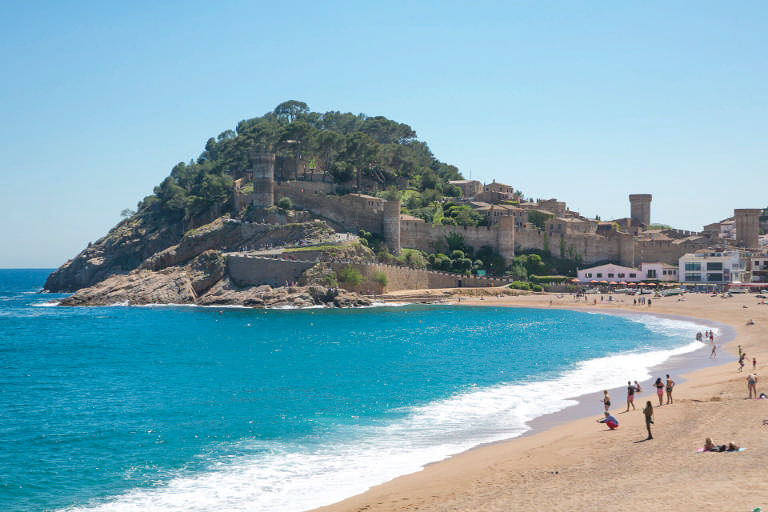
[[277, 197, 293, 210], [337, 266, 363, 287], [373, 271, 389, 287]]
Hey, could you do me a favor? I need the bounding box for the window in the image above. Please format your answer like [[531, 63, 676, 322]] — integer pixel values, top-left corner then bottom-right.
[[685, 262, 701, 271], [618, 273, 625, 278], [707, 262, 723, 271], [685, 273, 702, 282], [707, 273, 723, 282], [646, 269, 657, 278], [585, 273, 592, 278], [629, 273, 637, 278], [596, 273, 603, 278], [608, 273, 614, 278]]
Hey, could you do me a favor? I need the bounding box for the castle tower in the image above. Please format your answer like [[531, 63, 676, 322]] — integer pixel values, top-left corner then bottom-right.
[[629, 194, 652, 226], [496, 216, 516, 261], [383, 200, 401, 255], [734, 208, 761, 249], [250, 152, 275, 208]]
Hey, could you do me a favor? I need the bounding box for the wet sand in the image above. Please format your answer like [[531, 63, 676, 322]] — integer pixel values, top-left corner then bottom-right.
[[309, 290, 768, 512]]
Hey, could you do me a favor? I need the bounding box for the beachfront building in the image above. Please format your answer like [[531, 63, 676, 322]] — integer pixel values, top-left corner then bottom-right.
[[640, 262, 679, 282], [678, 250, 747, 285], [576, 263, 641, 283], [750, 254, 768, 283]]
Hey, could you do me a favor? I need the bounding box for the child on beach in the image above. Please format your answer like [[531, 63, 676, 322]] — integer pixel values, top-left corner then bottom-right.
[[754, 357, 757, 370], [602, 390, 611, 411], [654, 377, 664, 406]]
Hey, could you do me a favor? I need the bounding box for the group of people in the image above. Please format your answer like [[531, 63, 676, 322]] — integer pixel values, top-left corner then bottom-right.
[[597, 374, 676, 440]]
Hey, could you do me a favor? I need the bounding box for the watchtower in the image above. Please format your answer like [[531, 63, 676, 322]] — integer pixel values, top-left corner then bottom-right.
[[383, 200, 401, 255], [250, 152, 275, 208], [734, 208, 761, 249], [629, 194, 652, 226]]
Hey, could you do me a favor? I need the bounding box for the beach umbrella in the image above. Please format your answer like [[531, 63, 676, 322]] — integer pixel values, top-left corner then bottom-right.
[[628, 283, 636, 286], [609, 281, 617, 285], [571, 278, 580, 283], [619, 281, 627, 285], [590, 279, 598, 283], [638, 282, 647, 286], [600, 280, 608, 284]]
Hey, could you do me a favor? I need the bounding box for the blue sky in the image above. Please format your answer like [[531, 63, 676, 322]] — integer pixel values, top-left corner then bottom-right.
[[1, 1, 766, 268]]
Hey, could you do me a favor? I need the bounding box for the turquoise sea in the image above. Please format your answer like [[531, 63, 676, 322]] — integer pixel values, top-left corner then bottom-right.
[[1, 269, 717, 512]]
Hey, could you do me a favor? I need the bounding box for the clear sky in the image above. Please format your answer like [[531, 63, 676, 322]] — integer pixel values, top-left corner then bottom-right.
[[1, 1, 766, 268]]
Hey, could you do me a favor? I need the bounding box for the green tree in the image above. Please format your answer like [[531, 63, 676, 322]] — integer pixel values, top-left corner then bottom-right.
[[273, 100, 309, 124]]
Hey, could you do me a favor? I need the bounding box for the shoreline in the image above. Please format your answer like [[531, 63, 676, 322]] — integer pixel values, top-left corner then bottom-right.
[[309, 291, 768, 512]]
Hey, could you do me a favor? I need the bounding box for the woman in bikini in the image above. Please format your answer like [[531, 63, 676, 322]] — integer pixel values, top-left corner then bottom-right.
[[654, 377, 664, 406], [602, 390, 611, 412]]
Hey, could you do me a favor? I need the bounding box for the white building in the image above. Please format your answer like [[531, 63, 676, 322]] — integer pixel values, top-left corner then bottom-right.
[[640, 262, 679, 282], [576, 263, 642, 283], [576, 262, 679, 283], [679, 250, 747, 284]]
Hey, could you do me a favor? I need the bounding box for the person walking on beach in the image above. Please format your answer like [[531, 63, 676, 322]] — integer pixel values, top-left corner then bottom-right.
[[665, 374, 675, 405], [626, 381, 636, 411], [643, 401, 654, 440], [709, 344, 717, 359], [754, 357, 757, 370], [654, 377, 664, 406], [602, 390, 611, 411], [747, 373, 758, 399]]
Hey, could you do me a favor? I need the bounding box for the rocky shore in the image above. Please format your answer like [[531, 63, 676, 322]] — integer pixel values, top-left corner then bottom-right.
[[48, 214, 374, 308]]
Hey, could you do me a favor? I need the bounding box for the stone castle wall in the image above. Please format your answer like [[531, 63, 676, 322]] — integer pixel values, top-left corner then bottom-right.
[[275, 182, 384, 235], [226, 255, 512, 294], [227, 255, 316, 287]]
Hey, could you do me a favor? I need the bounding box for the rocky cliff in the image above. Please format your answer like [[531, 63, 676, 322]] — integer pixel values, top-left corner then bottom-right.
[[47, 213, 373, 308]]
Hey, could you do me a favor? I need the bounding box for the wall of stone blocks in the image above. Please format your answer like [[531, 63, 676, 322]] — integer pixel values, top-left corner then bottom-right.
[[274, 184, 384, 236], [227, 255, 316, 287]]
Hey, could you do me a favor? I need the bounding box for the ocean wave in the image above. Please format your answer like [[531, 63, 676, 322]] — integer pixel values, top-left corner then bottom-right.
[[59, 332, 705, 512]]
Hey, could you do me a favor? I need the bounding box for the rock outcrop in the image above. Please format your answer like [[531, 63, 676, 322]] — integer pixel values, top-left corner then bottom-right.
[[59, 253, 372, 308], [51, 214, 372, 308]]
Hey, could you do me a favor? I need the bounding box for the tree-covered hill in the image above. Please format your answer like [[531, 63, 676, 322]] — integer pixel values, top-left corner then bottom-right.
[[142, 100, 463, 222]]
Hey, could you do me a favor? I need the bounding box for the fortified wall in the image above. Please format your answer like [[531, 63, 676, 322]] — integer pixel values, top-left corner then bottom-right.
[[225, 255, 513, 293], [400, 216, 516, 260], [275, 181, 401, 253]]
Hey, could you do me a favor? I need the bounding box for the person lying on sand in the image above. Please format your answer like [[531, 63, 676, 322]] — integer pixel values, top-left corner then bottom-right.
[[702, 438, 740, 452]]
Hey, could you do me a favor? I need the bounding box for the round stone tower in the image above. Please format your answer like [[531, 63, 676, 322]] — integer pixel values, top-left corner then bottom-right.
[[495, 216, 516, 261], [734, 208, 761, 249], [383, 200, 401, 255], [251, 152, 275, 208], [629, 194, 652, 226]]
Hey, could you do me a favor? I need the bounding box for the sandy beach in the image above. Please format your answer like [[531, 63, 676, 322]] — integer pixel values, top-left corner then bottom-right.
[[310, 290, 768, 512]]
